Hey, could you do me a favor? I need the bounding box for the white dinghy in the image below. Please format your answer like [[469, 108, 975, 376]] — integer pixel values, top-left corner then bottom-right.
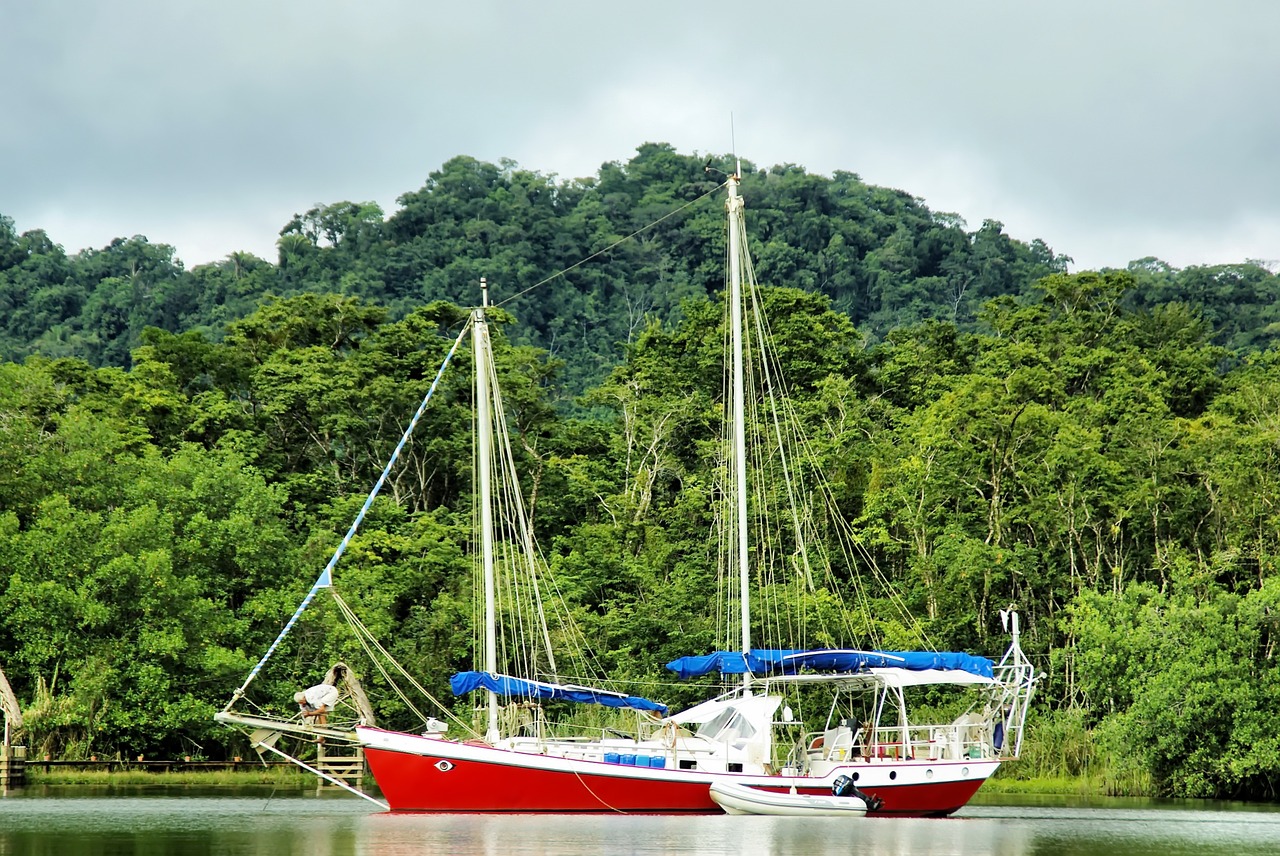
[[710, 775, 882, 817]]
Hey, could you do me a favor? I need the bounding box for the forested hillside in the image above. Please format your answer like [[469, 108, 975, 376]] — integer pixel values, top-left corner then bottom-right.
[[3, 145, 1280, 800], [5, 143, 1278, 395]]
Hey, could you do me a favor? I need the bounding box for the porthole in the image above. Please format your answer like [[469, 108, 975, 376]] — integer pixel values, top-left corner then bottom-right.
[[961, 766, 969, 777], [851, 772, 860, 782], [435, 760, 454, 772], [925, 769, 934, 779], [888, 771, 897, 781]]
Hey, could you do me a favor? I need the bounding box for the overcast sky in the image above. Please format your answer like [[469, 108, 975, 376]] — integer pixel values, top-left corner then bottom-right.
[[3, 1, 1277, 273]]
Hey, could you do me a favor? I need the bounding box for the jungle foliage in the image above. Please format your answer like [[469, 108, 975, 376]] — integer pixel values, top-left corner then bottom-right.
[[6, 144, 1278, 392], [3, 146, 1280, 800]]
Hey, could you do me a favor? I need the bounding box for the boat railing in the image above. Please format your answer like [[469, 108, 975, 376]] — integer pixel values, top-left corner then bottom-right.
[[890, 723, 992, 761], [799, 722, 997, 764], [993, 664, 1036, 755], [988, 608, 1037, 758]]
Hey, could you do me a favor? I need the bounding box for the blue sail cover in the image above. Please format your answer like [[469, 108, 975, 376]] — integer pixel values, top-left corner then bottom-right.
[[665, 649, 994, 680], [450, 672, 668, 714]]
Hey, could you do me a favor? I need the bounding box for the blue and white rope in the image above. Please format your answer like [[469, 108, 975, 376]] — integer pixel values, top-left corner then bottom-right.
[[226, 324, 470, 705]]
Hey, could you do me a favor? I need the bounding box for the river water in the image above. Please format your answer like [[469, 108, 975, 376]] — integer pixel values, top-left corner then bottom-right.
[[2, 787, 1279, 855]]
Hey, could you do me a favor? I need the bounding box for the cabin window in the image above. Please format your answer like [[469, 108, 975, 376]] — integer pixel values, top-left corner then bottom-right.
[[696, 707, 757, 742]]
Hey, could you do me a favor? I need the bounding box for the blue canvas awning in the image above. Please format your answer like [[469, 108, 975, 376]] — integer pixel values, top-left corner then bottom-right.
[[665, 649, 994, 680], [450, 672, 668, 714]]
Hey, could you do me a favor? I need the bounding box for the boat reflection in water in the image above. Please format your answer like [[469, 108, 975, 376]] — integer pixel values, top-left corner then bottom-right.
[[4, 793, 1280, 856], [356, 812, 1033, 856], [353, 802, 1280, 856]]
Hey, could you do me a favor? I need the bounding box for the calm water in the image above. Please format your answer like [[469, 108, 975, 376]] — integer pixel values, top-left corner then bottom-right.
[[3, 786, 1280, 855]]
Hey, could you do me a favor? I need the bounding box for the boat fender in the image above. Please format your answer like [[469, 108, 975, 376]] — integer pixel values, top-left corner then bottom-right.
[[832, 775, 884, 812]]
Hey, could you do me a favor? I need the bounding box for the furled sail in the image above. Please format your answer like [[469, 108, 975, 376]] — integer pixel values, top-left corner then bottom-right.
[[665, 649, 994, 680], [450, 672, 667, 714]]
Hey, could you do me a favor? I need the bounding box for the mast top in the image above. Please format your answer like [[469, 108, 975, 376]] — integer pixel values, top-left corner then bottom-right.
[[480, 276, 489, 309], [727, 169, 742, 206]]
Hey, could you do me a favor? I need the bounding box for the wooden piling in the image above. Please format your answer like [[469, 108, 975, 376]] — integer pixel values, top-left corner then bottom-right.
[[1, 661, 25, 787], [0, 744, 25, 787]]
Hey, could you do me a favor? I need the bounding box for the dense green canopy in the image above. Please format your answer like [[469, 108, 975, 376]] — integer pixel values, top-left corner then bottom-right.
[[9, 144, 1274, 389], [3, 146, 1280, 799]]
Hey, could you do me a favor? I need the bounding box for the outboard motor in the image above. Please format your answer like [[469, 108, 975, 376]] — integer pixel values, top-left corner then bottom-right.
[[831, 775, 885, 812]]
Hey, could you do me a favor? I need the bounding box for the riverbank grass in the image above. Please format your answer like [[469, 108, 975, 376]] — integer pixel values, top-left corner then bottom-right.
[[982, 775, 1108, 795], [25, 767, 314, 786]]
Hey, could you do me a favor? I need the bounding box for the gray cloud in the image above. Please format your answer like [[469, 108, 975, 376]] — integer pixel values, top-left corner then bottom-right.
[[2, 1, 1276, 270]]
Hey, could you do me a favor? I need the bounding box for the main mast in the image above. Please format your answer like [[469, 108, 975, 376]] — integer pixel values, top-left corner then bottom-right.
[[474, 277, 500, 743], [727, 168, 752, 676]]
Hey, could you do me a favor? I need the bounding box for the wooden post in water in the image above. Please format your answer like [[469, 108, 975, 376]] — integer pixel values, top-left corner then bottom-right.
[[0, 744, 27, 788], [1, 662, 25, 787]]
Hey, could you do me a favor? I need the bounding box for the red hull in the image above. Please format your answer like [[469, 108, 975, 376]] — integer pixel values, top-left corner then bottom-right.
[[361, 730, 989, 816]]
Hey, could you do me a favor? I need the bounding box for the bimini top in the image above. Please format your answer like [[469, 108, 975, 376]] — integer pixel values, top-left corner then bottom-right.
[[664, 649, 994, 681], [450, 671, 668, 714]]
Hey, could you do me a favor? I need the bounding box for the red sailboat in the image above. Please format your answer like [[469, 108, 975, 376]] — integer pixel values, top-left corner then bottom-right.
[[218, 166, 1035, 815]]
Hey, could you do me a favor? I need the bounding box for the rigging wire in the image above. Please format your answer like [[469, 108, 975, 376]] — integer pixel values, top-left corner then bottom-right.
[[716, 180, 939, 656], [232, 169, 954, 745], [494, 180, 728, 309], [330, 590, 479, 737], [228, 183, 746, 734], [226, 321, 471, 706]]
